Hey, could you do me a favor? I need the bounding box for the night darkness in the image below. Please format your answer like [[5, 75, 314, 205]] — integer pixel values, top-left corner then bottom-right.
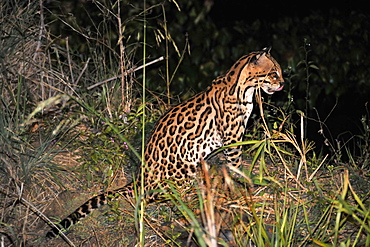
[[209, 0, 362, 24], [209, 0, 369, 155]]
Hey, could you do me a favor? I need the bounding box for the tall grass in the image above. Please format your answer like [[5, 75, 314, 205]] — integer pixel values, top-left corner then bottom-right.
[[163, 93, 370, 246], [154, 42, 370, 246], [0, 0, 84, 245], [0, 0, 369, 246]]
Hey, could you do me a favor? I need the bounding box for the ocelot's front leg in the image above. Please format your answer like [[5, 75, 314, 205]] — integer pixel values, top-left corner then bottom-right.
[[221, 120, 246, 168], [222, 142, 243, 168], [220, 94, 252, 169], [221, 140, 248, 183]]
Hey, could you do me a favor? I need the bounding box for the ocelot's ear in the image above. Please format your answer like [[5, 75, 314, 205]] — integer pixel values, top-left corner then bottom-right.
[[262, 47, 272, 54], [253, 49, 269, 65], [254, 53, 264, 63], [255, 47, 271, 60]]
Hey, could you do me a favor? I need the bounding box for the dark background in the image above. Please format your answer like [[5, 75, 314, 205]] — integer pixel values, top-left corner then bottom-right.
[[209, 0, 369, 155], [209, 0, 358, 23], [46, 0, 369, 158]]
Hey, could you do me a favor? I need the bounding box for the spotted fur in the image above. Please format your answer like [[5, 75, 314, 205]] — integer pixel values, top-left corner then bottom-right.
[[46, 48, 284, 238]]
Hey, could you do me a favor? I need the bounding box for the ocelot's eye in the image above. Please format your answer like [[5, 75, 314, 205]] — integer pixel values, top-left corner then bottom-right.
[[271, 73, 279, 80]]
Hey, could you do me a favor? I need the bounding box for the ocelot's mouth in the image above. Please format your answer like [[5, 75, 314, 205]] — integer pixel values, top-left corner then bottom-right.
[[275, 85, 284, 91], [268, 84, 284, 93]]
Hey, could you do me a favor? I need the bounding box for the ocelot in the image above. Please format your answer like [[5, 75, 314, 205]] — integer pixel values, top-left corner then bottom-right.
[[46, 47, 284, 238]]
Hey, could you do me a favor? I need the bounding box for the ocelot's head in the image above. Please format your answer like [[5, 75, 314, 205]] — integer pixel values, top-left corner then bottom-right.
[[252, 48, 284, 94], [230, 48, 284, 96]]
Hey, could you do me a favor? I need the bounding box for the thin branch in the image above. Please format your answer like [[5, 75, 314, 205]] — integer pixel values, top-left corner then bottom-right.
[[74, 57, 91, 88], [33, 0, 45, 61], [87, 56, 164, 90]]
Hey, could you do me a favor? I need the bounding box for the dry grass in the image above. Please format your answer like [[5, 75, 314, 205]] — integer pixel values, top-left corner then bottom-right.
[[0, 1, 369, 247]]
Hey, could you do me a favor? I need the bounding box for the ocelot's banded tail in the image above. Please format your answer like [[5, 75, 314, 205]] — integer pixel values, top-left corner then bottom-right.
[[46, 185, 134, 238]]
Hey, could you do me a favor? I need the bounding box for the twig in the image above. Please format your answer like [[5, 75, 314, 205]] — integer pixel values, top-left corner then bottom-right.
[[0, 185, 75, 247], [308, 154, 328, 182], [35, 0, 45, 100], [74, 57, 91, 88], [66, 37, 75, 85], [33, 0, 45, 62], [87, 56, 164, 90]]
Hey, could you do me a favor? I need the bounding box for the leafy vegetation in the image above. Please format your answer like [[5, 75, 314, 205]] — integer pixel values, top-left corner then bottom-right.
[[0, 0, 369, 246]]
